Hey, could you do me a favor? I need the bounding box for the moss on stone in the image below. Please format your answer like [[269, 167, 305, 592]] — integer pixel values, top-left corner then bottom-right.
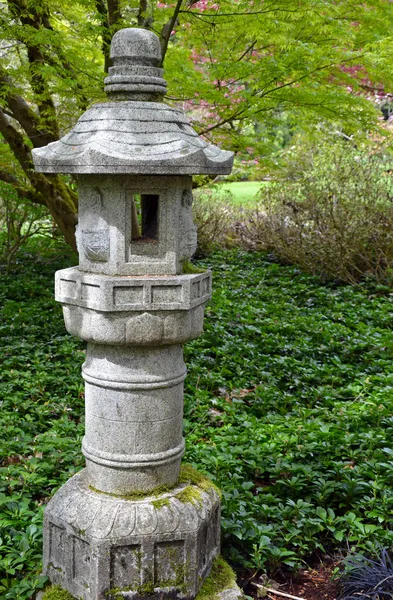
[[42, 585, 75, 600], [108, 575, 185, 599], [151, 497, 171, 509], [88, 482, 171, 500], [181, 260, 206, 274], [178, 464, 222, 500], [47, 562, 63, 573], [88, 464, 221, 502], [175, 485, 203, 507], [196, 556, 238, 600], [107, 578, 178, 598], [107, 585, 130, 599], [136, 582, 155, 596]]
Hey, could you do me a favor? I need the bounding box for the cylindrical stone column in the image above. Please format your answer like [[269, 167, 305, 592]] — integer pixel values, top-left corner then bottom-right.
[[82, 343, 186, 493]]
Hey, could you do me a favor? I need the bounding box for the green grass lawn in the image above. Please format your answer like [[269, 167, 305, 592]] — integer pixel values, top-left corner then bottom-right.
[[217, 181, 265, 204], [2, 244, 393, 597]]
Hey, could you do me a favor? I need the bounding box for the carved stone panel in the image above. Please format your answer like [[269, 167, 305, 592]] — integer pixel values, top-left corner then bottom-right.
[[110, 545, 142, 589], [72, 537, 91, 587], [154, 540, 185, 586], [81, 229, 110, 262]]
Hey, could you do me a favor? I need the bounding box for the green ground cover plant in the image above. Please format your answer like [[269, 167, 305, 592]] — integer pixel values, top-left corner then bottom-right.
[[2, 244, 393, 598]]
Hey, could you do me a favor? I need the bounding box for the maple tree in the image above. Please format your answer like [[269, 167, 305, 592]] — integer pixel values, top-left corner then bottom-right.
[[1, 0, 393, 248]]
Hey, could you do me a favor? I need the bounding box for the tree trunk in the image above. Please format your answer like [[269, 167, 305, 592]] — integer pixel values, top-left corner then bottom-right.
[[46, 195, 78, 252], [36, 175, 79, 252]]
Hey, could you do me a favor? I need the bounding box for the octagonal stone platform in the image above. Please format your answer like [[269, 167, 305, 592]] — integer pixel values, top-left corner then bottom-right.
[[55, 268, 211, 345], [44, 469, 221, 600]]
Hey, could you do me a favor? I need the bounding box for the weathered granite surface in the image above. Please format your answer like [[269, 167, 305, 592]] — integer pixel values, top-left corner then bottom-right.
[[56, 267, 210, 344], [37, 557, 244, 600], [216, 586, 244, 600], [56, 269, 211, 312], [105, 28, 167, 99], [72, 175, 199, 276], [82, 343, 185, 493], [32, 102, 233, 174], [38, 581, 243, 600], [44, 469, 221, 600]]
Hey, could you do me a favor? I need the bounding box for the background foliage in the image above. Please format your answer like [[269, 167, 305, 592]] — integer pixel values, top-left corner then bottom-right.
[[243, 137, 393, 283], [1, 0, 393, 250], [191, 136, 393, 285]]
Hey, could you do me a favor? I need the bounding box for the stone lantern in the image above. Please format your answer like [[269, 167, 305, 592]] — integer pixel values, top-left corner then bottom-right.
[[33, 28, 233, 600]]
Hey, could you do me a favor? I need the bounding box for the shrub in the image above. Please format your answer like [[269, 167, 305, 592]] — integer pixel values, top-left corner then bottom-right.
[[244, 139, 393, 283], [192, 186, 241, 256]]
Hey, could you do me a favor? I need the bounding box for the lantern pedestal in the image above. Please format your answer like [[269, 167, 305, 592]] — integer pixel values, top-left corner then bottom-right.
[[43, 469, 221, 600], [45, 266, 218, 599], [46, 266, 218, 600]]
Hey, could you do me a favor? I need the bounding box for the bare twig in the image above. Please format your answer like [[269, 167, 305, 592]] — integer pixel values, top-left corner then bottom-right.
[[236, 40, 257, 63], [198, 107, 247, 135], [265, 591, 305, 600], [251, 583, 306, 600]]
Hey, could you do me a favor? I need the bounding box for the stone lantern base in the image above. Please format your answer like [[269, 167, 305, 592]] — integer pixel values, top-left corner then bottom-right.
[[43, 468, 221, 600]]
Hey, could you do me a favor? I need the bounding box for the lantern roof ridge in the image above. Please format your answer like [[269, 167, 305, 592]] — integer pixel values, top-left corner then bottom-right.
[[32, 28, 234, 175]]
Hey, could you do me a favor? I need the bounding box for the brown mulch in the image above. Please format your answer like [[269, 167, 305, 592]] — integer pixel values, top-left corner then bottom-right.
[[246, 561, 340, 600]]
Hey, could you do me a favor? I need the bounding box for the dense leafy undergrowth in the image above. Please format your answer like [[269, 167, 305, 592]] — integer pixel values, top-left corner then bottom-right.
[[2, 244, 393, 598]]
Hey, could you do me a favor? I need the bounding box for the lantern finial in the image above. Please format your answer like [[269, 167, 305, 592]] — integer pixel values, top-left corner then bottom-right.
[[104, 28, 167, 100]]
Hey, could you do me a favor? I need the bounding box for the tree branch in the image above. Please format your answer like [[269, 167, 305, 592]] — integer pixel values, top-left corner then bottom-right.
[[160, 0, 184, 66], [0, 108, 34, 174], [0, 169, 22, 187], [254, 61, 338, 101], [108, 0, 121, 26], [0, 68, 57, 147], [236, 40, 257, 63], [180, 4, 308, 19], [0, 108, 77, 220], [137, 0, 149, 28], [7, 0, 59, 138], [96, 0, 122, 72], [0, 170, 47, 205], [197, 107, 247, 135], [3, 5, 88, 115], [96, 0, 111, 72]]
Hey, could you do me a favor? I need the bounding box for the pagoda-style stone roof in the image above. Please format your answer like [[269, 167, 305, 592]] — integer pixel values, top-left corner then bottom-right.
[[32, 28, 234, 175], [32, 101, 233, 175]]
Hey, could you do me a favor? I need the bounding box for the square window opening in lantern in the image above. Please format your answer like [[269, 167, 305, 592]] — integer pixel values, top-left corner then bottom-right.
[[131, 194, 159, 243]]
